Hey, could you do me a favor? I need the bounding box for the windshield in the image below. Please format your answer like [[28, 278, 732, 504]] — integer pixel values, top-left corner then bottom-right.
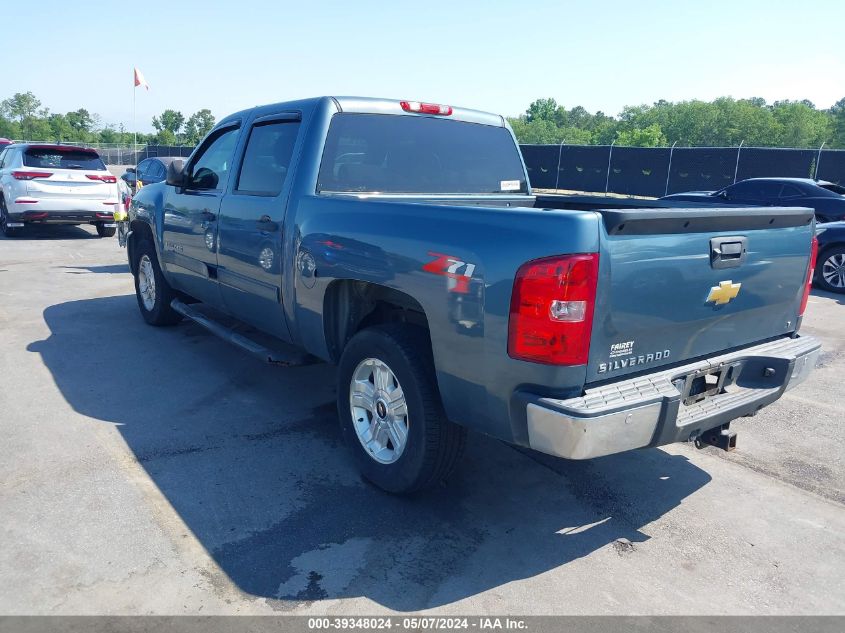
[[317, 113, 527, 195], [23, 147, 106, 171]]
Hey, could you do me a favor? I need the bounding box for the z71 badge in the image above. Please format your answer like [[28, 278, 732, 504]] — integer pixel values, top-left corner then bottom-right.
[[422, 252, 476, 294]]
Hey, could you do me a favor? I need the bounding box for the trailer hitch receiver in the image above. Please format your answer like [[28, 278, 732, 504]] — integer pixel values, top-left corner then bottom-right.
[[695, 424, 737, 452]]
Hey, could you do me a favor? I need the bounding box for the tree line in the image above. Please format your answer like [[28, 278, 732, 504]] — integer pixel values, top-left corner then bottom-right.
[[508, 96, 845, 148], [4, 91, 845, 150], [0, 92, 215, 146]]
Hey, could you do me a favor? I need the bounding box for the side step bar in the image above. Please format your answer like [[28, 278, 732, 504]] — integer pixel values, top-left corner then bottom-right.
[[170, 299, 314, 367]]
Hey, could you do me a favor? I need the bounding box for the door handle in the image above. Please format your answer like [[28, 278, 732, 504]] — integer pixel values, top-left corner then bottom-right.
[[258, 215, 278, 235], [201, 209, 216, 221], [710, 236, 747, 269]]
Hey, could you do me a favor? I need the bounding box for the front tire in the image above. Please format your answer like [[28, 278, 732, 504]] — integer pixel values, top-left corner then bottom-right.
[[337, 324, 466, 494], [0, 197, 21, 238], [132, 239, 183, 325], [816, 246, 845, 294], [96, 222, 117, 238]]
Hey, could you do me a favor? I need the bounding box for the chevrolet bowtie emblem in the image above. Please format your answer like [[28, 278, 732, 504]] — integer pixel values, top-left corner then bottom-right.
[[706, 280, 742, 305]]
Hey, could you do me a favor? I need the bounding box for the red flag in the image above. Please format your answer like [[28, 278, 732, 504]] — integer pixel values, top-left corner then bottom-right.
[[134, 67, 150, 90]]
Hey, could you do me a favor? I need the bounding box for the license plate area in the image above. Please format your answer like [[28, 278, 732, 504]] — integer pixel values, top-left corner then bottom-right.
[[680, 365, 729, 406]]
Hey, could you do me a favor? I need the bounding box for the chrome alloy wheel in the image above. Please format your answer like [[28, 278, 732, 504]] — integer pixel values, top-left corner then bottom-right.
[[821, 253, 845, 289], [137, 254, 157, 311], [349, 358, 409, 464]]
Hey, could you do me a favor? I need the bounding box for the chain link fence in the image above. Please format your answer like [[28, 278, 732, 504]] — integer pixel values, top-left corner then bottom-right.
[[520, 143, 845, 197]]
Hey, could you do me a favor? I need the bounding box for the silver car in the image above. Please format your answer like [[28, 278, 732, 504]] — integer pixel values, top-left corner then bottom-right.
[[0, 144, 120, 238]]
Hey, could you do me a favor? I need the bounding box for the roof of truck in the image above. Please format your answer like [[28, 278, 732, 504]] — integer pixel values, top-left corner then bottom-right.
[[217, 96, 506, 129]]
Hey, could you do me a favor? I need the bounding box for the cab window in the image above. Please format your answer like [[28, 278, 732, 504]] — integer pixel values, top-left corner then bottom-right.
[[136, 159, 152, 181], [779, 185, 804, 199], [236, 120, 300, 196], [147, 161, 165, 182], [187, 127, 239, 191]]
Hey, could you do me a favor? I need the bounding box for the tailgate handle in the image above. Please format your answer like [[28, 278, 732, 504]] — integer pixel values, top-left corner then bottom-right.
[[710, 236, 747, 269]]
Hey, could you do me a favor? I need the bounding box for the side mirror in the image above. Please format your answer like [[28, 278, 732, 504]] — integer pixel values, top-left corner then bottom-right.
[[166, 159, 186, 187], [126, 167, 136, 174]]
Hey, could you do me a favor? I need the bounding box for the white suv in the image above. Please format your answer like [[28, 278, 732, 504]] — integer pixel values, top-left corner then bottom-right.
[[0, 144, 120, 238]]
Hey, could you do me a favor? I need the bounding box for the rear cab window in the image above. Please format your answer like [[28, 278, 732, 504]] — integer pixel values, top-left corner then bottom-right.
[[317, 114, 527, 195], [24, 146, 106, 171]]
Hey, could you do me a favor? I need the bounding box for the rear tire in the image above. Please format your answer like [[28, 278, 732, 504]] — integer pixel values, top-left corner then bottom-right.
[[132, 238, 183, 325], [337, 324, 466, 494], [816, 245, 845, 294], [96, 222, 117, 238], [0, 197, 21, 238]]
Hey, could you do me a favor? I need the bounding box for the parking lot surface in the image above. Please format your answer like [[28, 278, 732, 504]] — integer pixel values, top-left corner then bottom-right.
[[1, 225, 843, 615]]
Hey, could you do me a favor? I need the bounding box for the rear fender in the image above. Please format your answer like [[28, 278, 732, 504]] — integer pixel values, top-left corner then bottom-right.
[[290, 195, 601, 443]]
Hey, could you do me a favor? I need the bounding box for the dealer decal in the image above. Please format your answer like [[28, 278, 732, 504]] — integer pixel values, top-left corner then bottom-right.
[[422, 252, 476, 294], [609, 340, 635, 358]]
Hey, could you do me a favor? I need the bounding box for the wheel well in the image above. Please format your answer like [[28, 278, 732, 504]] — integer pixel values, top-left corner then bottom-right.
[[819, 242, 845, 257], [127, 220, 154, 274], [323, 280, 431, 362]]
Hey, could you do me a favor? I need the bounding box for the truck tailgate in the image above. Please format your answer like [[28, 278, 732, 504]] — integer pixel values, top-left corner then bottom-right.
[[587, 207, 815, 384]]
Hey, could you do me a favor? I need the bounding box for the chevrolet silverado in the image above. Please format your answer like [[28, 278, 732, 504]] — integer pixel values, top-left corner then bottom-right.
[[122, 96, 820, 493]]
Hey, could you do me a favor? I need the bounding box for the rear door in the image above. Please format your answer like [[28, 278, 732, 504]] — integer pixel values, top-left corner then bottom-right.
[[216, 112, 301, 339], [586, 207, 815, 383], [161, 124, 240, 308]]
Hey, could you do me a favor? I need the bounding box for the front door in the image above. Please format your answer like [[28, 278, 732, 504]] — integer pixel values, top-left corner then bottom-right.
[[216, 113, 301, 339], [161, 125, 240, 307]]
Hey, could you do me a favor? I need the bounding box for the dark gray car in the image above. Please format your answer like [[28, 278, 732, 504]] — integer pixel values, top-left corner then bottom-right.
[[121, 157, 184, 193], [662, 177, 845, 223]]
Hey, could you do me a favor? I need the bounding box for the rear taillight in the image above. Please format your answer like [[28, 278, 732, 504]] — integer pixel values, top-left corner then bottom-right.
[[799, 236, 818, 316], [86, 174, 117, 183], [400, 100, 453, 115], [508, 253, 599, 365], [12, 171, 52, 180]]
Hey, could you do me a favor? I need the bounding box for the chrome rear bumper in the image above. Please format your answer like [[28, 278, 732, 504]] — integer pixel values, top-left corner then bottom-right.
[[525, 335, 820, 460]]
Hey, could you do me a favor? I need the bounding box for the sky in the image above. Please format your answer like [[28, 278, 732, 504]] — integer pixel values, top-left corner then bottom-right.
[[1, 0, 843, 133]]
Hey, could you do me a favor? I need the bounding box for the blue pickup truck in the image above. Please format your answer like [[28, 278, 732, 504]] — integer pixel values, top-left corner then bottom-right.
[[123, 96, 820, 493]]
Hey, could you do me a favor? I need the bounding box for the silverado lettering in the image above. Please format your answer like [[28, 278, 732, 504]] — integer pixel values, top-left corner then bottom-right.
[[598, 350, 671, 374]]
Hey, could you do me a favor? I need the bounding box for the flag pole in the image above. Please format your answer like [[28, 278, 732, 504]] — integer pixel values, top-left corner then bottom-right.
[[132, 72, 137, 165]]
